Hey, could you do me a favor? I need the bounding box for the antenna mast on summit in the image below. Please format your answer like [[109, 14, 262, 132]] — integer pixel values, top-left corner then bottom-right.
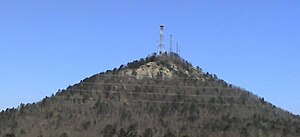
[[159, 24, 165, 53], [169, 34, 173, 52], [176, 42, 180, 55]]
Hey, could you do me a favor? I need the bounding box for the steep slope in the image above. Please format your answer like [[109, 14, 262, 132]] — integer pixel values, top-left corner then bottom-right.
[[0, 52, 300, 137]]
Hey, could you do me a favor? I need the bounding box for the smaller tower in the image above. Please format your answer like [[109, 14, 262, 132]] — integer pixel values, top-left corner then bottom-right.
[[169, 34, 173, 52], [159, 24, 165, 53], [176, 42, 180, 55]]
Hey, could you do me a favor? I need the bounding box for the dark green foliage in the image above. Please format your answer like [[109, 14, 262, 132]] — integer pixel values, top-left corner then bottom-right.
[[132, 69, 137, 76], [143, 128, 154, 137], [187, 115, 198, 122], [118, 128, 127, 137], [119, 125, 139, 137], [240, 127, 249, 137], [4, 133, 15, 137], [164, 132, 176, 137], [59, 132, 68, 137], [208, 97, 216, 103], [82, 120, 91, 130], [119, 65, 125, 70], [94, 100, 110, 114], [101, 124, 139, 137], [45, 111, 54, 119], [119, 108, 131, 121], [260, 97, 266, 104], [20, 129, 26, 135], [127, 60, 141, 69], [102, 125, 117, 137]]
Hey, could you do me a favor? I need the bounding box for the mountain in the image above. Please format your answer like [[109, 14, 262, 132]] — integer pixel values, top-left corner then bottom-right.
[[1, 52, 300, 137]]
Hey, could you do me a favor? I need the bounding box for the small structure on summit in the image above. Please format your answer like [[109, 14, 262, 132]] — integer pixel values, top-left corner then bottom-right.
[[159, 24, 165, 53], [169, 34, 173, 52]]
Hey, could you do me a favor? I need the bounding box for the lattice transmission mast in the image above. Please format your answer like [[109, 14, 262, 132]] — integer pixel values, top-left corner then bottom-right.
[[169, 34, 173, 52], [159, 24, 165, 53]]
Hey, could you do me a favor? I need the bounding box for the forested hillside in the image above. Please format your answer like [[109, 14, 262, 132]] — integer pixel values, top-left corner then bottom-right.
[[1, 52, 300, 137]]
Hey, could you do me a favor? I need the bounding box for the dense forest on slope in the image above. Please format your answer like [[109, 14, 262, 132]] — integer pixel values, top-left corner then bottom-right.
[[1, 52, 300, 137]]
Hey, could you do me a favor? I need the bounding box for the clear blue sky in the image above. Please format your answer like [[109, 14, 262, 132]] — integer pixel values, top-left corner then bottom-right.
[[1, 0, 299, 115]]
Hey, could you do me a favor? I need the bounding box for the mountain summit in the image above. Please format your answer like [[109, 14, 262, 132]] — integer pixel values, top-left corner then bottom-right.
[[1, 52, 300, 137], [119, 52, 203, 79]]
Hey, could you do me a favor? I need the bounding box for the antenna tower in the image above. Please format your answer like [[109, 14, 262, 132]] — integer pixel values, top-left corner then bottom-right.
[[159, 24, 165, 53], [176, 42, 180, 55], [169, 34, 173, 52]]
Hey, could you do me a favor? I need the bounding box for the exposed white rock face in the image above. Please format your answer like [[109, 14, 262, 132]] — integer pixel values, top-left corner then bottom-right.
[[120, 62, 173, 79], [134, 62, 173, 79], [120, 61, 205, 81], [117, 54, 207, 81]]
